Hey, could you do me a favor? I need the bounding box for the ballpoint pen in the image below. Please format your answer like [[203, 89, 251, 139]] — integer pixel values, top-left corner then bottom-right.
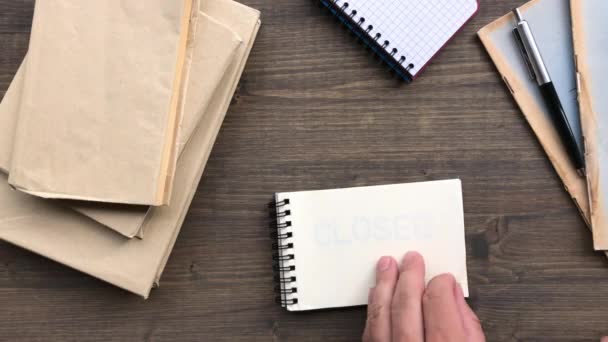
[[512, 8, 586, 176]]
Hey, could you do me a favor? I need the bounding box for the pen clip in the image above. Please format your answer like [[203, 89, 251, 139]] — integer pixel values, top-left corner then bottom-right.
[[513, 28, 537, 81]]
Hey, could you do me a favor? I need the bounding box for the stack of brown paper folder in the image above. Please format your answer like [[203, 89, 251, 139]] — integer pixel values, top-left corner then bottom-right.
[[479, 0, 608, 255], [0, 0, 261, 298]]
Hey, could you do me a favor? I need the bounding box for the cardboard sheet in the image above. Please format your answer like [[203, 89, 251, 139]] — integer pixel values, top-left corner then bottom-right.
[[8, 0, 194, 206], [0, 0, 261, 298], [571, 0, 608, 250]]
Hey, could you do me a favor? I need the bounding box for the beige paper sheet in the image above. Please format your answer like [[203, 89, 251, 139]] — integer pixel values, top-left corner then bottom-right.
[[0, 9, 242, 238], [571, 0, 608, 250], [0, 0, 261, 298], [0, 62, 22, 174], [8, 0, 194, 206], [0, 0, 201, 237], [69, 12, 243, 238], [478, 0, 606, 256]]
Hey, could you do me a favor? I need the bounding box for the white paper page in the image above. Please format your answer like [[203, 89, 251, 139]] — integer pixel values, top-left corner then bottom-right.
[[276, 179, 468, 311], [333, 0, 478, 76]]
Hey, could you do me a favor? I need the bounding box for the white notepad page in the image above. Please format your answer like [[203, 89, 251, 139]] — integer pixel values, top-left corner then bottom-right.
[[337, 0, 478, 77], [275, 179, 468, 311]]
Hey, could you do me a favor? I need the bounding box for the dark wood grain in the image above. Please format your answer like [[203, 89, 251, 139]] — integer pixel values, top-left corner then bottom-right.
[[1, 0, 606, 341]]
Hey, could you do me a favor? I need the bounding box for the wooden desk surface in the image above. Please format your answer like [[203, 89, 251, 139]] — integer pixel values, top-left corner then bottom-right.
[[2, 0, 608, 341]]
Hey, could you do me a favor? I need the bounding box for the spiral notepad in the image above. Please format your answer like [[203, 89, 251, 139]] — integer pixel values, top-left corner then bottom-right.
[[269, 179, 469, 311], [319, 0, 479, 81]]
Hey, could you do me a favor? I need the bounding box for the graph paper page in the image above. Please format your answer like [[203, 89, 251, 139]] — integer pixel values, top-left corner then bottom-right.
[[335, 0, 477, 77]]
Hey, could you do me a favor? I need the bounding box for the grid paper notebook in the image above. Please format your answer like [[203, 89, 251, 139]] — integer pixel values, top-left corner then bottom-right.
[[269, 179, 469, 311], [319, 0, 479, 81]]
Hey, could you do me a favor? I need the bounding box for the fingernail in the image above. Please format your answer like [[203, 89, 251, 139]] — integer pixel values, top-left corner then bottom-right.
[[403, 251, 418, 264], [377, 256, 391, 271], [401, 251, 420, 271]]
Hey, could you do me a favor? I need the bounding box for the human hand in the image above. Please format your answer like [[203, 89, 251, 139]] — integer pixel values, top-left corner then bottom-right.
[[363, 252, 485, 342]]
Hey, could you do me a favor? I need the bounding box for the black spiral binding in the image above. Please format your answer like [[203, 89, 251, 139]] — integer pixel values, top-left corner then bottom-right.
[[269, 198, 298, 307], [316, 0, 415, 82]]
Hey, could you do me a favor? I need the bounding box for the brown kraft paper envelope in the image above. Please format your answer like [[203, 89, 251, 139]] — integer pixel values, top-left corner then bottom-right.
[[70, 12, 243, 238], [8, 0, 194, 206], [0, 10, 242, 238], [571, 0, 608, 250], [65, 12, 243, 238], [0, 0, 261, 298]]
